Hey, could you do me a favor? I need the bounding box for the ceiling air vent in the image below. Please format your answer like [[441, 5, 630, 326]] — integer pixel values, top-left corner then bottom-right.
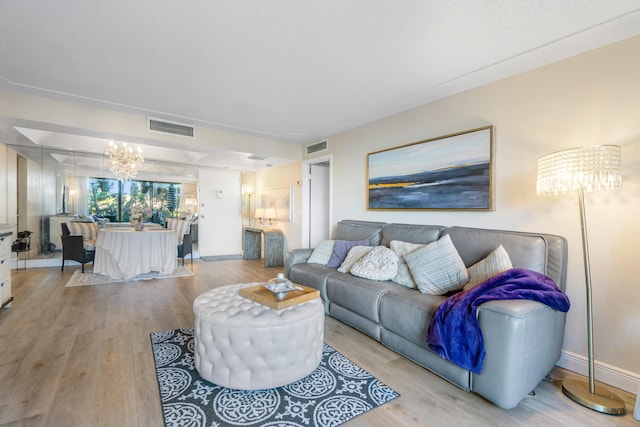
[[148, 117, 195, 138], [247, 154, 268, 161], [306, 140, 328, 155]]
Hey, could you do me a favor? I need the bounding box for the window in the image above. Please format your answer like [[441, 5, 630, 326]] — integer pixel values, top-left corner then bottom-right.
[[88, 178, 181, 224]]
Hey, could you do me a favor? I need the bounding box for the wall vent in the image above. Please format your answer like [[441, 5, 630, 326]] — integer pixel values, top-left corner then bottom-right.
[[148, 117, 195, 138], [306, 140, 328, 155], [247, 154, 268, 161]]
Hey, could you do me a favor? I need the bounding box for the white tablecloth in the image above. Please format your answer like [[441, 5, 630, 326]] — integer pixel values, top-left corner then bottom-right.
[[93, 228, 178, 280]]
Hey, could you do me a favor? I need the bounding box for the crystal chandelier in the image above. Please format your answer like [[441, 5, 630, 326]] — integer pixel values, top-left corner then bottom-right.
[[107, 141, 144, 181]]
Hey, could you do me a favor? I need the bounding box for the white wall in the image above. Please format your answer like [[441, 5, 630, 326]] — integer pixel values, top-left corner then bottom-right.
[[0, 143, 18, 239], [308, 35, 640, 389], [253, 162, 303, 254]]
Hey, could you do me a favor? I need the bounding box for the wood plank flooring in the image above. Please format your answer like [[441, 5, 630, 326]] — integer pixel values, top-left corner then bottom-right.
[[0, 260, 637, 426]]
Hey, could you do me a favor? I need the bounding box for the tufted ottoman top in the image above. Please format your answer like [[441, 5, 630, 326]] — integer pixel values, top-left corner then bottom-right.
[[193, 282, 325, 390], [193, 283, 322, 328]]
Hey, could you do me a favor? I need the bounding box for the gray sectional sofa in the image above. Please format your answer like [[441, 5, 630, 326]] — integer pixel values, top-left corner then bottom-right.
[[285, 220, 568, 409]]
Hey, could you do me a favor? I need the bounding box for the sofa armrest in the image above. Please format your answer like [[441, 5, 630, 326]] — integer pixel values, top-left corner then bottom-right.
[[284, 248, 313, 278], [470, 299, 567, 409]]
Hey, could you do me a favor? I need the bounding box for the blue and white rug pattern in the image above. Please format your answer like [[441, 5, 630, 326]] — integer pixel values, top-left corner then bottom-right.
[[150, 328, 399, 427]]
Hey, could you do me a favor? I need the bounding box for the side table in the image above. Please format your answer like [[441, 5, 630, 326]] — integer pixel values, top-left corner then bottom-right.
[[243, 227, 284, 267]]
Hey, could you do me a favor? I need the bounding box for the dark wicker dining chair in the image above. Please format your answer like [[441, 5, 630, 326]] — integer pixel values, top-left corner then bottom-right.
[[61, 222, 95, 273]]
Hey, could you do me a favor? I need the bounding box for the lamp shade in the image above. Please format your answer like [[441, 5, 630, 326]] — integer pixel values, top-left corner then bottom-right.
[[264, 208, 276, 219], [536, 145, 621, 196], [254, 208, 265, 218]]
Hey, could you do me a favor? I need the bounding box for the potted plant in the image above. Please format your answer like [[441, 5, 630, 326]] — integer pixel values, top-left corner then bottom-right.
[[11, 230, 32, 252]]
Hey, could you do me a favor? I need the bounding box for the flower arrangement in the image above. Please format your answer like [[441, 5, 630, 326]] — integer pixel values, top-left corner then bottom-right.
[[130, 201, 151, 227]]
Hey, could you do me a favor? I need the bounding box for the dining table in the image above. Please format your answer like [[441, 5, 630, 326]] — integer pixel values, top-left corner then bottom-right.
[[93, 227, 178, 280]]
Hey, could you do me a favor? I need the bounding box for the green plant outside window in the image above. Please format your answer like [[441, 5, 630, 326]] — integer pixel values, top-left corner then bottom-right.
[[88, 178, 181, 225]]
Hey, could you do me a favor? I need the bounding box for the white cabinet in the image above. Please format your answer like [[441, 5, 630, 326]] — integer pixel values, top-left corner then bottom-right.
[[0, 227, 12, 308]]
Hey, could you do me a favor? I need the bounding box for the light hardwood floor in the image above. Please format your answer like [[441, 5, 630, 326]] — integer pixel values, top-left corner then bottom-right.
[[0, 260, 637, 426]]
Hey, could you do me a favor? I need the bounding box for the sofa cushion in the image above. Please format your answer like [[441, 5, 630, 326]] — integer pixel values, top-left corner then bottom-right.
[[307, 240, 335, 265], [464, 245, 513, 291], [337, 246, 374, 273], [326, 274, 401, 324], [166, 218, 191, 244], [350, 246, 399, 281], [379, 287, 446, 347], [380, 223, 443, 247], [288, 263, 339, 312], [390, 240, 426, 288], [404, 234, 469, 295], [83, 239, 97, 251], [326, 239, 369, 268], [334, 220, 384, 246], [68, 221, 99, 241]]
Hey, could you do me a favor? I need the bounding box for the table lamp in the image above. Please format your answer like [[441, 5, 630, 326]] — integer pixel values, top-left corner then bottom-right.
[[254, 208, 265, 226], [536, 144, 624, 415], [264, 208, 276, 228]]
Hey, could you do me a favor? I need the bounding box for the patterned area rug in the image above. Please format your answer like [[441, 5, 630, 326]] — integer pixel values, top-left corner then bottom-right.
[[65, 266, 195, 287], [150, 328, 399, 427]]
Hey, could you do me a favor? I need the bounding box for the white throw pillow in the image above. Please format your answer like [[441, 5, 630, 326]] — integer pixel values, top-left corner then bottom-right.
[[463, 245, 513, 290], [390, 240, 426, 288], [307, 240, 335, 265], [404, 234, 469, 295], [338, 246, 374, 273], [350, 246, 399, 281]]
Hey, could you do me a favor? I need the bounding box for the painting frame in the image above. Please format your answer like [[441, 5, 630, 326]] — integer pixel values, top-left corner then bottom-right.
[[367, 126, 494, 211], [260, 186, 293, 222]]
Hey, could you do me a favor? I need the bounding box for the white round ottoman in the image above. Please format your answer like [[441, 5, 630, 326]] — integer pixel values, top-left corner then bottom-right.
[[193, 283, 324, 390]]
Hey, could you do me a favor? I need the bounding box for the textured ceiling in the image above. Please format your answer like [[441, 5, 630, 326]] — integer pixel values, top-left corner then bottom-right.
[[1, 1, 640, 172]]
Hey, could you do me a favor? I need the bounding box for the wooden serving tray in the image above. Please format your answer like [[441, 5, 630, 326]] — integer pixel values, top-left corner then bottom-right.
[[239, 283, 320, 310]]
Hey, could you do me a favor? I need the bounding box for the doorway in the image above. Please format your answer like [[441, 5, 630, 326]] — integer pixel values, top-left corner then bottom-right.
[[301, 155, 331, 248]]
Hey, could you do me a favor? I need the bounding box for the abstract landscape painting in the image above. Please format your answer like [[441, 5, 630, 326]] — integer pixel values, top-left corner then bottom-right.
[[367, 126, 493, 210]]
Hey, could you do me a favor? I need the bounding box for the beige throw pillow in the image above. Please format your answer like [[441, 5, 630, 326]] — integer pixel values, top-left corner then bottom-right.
[[390, 240, 426, 288], [463, 245, 513, 290], [338, 246, 374, 273], [307, 240, 335, 265]]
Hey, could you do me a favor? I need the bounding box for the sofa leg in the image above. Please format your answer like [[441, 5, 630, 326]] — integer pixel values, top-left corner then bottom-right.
[[61, 260, 65, 272]]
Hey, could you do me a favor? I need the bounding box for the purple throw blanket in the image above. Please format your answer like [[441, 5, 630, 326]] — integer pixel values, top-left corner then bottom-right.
[[426, 268, 570, 374]]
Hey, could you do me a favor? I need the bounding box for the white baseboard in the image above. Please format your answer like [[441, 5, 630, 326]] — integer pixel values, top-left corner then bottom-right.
[[557, 350, 640, 394]]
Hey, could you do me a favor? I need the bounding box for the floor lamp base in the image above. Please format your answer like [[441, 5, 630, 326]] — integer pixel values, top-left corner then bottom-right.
[[562, 379, 626, 415]]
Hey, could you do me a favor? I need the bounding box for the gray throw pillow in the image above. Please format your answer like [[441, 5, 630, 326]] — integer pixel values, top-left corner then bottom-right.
[[404, 234, 469, 295]]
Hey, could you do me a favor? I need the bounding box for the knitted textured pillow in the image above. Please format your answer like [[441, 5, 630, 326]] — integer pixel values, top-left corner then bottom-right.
[[350, 246, 399, 281], [404, 234, 469, 295]]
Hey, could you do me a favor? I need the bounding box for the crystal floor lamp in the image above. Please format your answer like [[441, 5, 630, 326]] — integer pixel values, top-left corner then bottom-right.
[[536, 145, 625, 415]]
